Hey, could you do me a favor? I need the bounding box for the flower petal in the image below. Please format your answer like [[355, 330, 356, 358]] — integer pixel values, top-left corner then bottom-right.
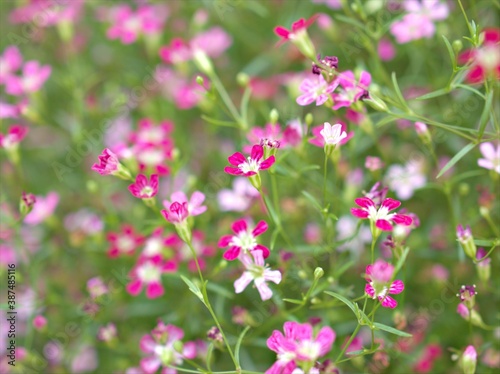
[[355, 197, 375, 209], [254, 244, 270, 259], [232, 219, 248, 233], [252, 220, 268, 236], [379, 295, 398, 308], [250, 144, 264, 161], [146, 282, 164, 299], [259, 155, 275, 170], [351, 208, 369, 218], [381, 198, 401, 211], [234, 271, 254, 293], [223, 246, 240, 261], [376, 219, 393, 231], [389, 279, 405, 294], [228, 152, 246, 166]]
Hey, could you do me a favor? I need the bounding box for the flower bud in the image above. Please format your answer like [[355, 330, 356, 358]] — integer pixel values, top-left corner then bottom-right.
[[453, 40, 463, 54], [362, 93, 389, 112], [192, 49, 214, 75], [237, 72, 250, 87], [269, 108, 279, 124], [314, 267, 324, 280], [460, 345, 477, 374], [456, 225, 477, 259], [196, 75, 205, 86], [305, 113, 314, 127], [19, 192, 36, 216]]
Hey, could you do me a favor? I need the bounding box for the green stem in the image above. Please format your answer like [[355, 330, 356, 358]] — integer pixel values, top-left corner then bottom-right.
[[335, 323, 361, 363], [322, 154, 328, 206], [208, 70, 246, 130], [186, 241, 239, 371]]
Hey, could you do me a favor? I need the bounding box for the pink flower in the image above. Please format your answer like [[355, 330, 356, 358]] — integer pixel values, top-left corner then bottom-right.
[[126, 256, 177, 299], [365, 259, 404, 308], [404, 0, 449, 21], [130, 118, 173, 146], [477, 142, 500, 174], [312, 0, 342, 9], [87, 277, 108, 299], [106, 225, 144, 258], [309, 121, 353, 148], [23, 192, 59, 226], [162, 191, 206, 218], [161, 202, 189, 224], [331, 70, 371, 110], [459, 28, 500, 83], [128, 174, 159, 199], [274, 15, 318, 45], [217, 177, 259, 212], [283, 119, 307, 147], [234, 250, 281, 301], [245, 123, 284, 153], [385, 160, 427, 200], [5, 61, 51, 96], [351, 197, 412, 231], [224, 144, 275, 177], [365, 156, 384, 171], [9, 0, 84, 27], [0, 124, 28, 149], [378, 38, 396, 61], [461, 345, 477, 374], [218, 219, 270, 260], [390, 14, 435, 44], [190, 27, 233, 58], [159, 38, 192, 64], [103, 4, 169, 44], [296, 74, 338, 106], [266, 321, 335, 373], [139, 322, 195, 373], [166, 231, 216, 272], [91, 148, 120, 175], [0, 46, 23, 84], [97, 323, 117, 342], [134, 143, 172, 176], [32, 315, 47, 330], [0, 100, 27, 119]]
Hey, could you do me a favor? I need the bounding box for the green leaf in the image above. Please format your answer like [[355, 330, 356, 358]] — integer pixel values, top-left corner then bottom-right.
[[375, 115, 397, 128], [442, 35, 457, 70], [201, 115, 239, 128], [454, 84, 486, 99], [436, 143, 476, 178], [334, 14, 368, 32], [269, 228, 280, 251], [373, 322, 412, 337], [301, 190, 323, 212], [391, 72, 409, 109], [235, 326, 251, 366], [180, 275, 207, 306], [478, 90, 493, 138], [474, 239, 497, 246], [283, 298, 304, 305], [414, 88, 449, 101], [324, 291, 357, 317], [394, 247, 410, 275], [346, 349, 365, 356]]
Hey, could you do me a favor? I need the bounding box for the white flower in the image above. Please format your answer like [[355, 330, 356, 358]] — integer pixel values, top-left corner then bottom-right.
[[319, 122, 347, 146]]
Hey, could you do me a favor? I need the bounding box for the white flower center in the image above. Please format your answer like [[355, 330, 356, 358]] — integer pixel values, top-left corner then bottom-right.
[[137, 148, 164, 166], [239, 157, 260, 174], [154, 345, 174, 365], [117, 236, 135, 252], [137, 262, 161, 283], [232, 231, 257, 251], [368, 205, 394, 222], [143, 238, 162, 256], [297, 340, 321, 360], [141, 186, 154, 196], [477, 46, 500, 70]]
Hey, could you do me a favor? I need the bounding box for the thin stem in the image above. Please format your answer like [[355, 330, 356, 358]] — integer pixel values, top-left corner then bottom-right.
[[186, 241, 239, 370], [335, 323, 361, 363], [322, 154, 328, 206], [208, 70, 246, 130]]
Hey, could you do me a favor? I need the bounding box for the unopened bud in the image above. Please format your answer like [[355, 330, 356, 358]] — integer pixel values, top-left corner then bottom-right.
[[196, 75, 205, 86], [453, 40, 463, 54], [270, 108, 279, 124], [237, 72, 250, 87], [305, 113, 314, 127], [314, 267, 324, 279], [460, 345, 477, 374]]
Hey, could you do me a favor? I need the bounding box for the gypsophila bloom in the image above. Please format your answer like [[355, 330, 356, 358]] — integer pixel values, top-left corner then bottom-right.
[[0, 124, 28, 149], [351, 197, 412, 232], [219, 218, 269, 260], [162, 191, 206, 226], [126, 256, 177, 299], [217, 177, 259, 212], [87, 277, 108, 299], [32, 315, 47, 330], [266, 321, 335, 373], [128, 174, 159, 199], [225, 144, 275, 177], [106, 225, 144, 258], [23, 192, 59, 226], [296, 74, 338, 106], [309, 121, 353, 148], [97, 323, 117, 342], [274, 15, 318, 44], [312, 54, 338, 76], [459, 28, 500, 83], [320, 122, 347, 146], [331, 70, 371, 110], [365, 156, 384, 171], [4, 60, 52, 96], [461, 345, 477, 374], [457, 285, 477, 309], [139, 322, 196, 374], [234, 250, 281, 301], [385, 160, 427, 200], [457, 224, 477, 259], [92, 148, 122, 176], [365, 259, 404, 308], [477, 142, 500, 174]]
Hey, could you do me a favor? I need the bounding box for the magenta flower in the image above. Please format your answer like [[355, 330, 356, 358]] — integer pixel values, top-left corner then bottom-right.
[[219, 219, 270, 260], [190, 27, 233, 59], [159, 38, 192, 64], [365, 259, 404, 308], [234, 250, 282, 301], [97, 323, 117, 342], [365, 156, 384, 171], [378, 38, 396, 61], [331, 70, 371, 110], [162, 191, 207, 218], [139, 322, 196, 373], [134, 143, 172, 176], [0, 46, 22, 84], [296, 74, 338, 106], [166, 231, 216, 272], [106, 225, 144, 258], [274, 15, 318, 45], [266, 321, 335, 373], [5, 61, 51, 96], [128, 174, 159, 199], [459, 28, 500, 84], [130, 118, 173, 146], [23, 192, 59, 226], [161, 202, 189, 224], [9, 0, 84, 27], [244, 123, 284, 153], [0, 124, 28, 149], [217, 177, 259, 212], [126, 256, 177, 299], [477, 142, 500, 174], [91, 148, 120, 175], [351, 197, 412, 231], [224, 144, 275, 177]]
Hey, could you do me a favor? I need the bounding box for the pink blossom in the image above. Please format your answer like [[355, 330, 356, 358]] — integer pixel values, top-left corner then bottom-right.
[[224, 144, 275, 177], [91, 148, 120, 175], [274, 15, 318, 45], [87, 277, 108, 299], [32, 315, 47, 330], [404, 0, 449, 21], [0, 100, 27, 119], [312, 0, 342, 9], [385, 160, 427, 200], [351, 196, 412, 231], [0, 245, 16, 266], [140, 322, 196, 373], [161, 202, 189, 224], [218, 218, 270, 260], [266, 321, 335, 373], [365, 156, 384, 171], [130, 118, 173, 146], [336, 216, 372, 255], [134, 143, 172, 176], [217, 177, 259, 212], [331, 70, 371, 110], [319, 122, 347, 145], [245, 123, 284, 153], [296, 74, 338, 106], [378, 38, 396, 61], [477, 142, 500, 174], [390, 14, 435, 44], [103, 4, 169, 44], [97, 323, 117, 342], [128, 174, 159, 199], [23, 192, 59, 226], [0, 124, 28, 149], [126, 256, 177, 299], [162, 191, 206, 218], [70, 345, 98, 374], [309, 121, 353, 148], [234, 250, 281, 301], [0, 46, 23, 84], [283, 119, 307, 147], [5, 61, 51, 96], [64, 209, 103, 235], [106, 225, 144, 258], [9, 0, 84, 27], [159, 38, 192, 64], [166, 231, 215, 272], [365, 259, 404, 308], [459, 28, 500, 84], [190, 27, 233, 58]]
